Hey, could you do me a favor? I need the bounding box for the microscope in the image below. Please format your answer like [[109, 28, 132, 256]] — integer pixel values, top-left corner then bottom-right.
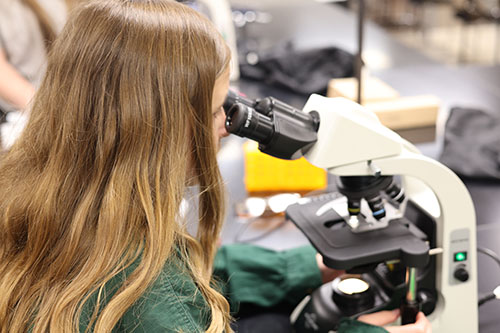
[[224, 91, 478, 332]]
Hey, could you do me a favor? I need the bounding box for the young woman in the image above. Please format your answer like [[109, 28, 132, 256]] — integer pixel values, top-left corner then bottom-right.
[[0, 1, 430, 332]]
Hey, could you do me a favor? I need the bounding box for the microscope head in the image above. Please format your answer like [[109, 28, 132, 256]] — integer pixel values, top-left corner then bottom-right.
[[224, 90, 320, 160]]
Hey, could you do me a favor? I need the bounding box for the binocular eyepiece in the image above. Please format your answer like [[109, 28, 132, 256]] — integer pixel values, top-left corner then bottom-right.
[[224, 90, 320, 160]]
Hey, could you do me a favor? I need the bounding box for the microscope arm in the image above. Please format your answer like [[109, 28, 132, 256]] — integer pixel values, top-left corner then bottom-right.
[[300, 94, 478, 332]]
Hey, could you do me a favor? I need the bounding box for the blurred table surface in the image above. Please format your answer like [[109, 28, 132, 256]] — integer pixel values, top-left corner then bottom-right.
[[219, 1, 500, 332], [229, 0, 437, 70]]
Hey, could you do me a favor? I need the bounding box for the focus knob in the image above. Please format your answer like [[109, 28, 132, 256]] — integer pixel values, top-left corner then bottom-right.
[[417, 289, 437, 315], [454, 267, 469, 282]]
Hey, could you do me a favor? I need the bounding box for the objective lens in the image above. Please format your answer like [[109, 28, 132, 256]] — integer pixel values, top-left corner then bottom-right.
[[225, 104, 274, 144], [347, 199, 361, 216], [366, 195, 386, 220], [385, 183, 405, 203]]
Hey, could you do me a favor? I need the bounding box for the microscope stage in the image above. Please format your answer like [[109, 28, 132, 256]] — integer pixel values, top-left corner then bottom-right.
[[286, 193, 430, 270]]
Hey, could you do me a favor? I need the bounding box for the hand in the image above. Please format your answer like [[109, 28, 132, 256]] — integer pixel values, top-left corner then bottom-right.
[[358, 309, 400, 327], [315, 253, 344, 283], [358, 310, 431, 333]]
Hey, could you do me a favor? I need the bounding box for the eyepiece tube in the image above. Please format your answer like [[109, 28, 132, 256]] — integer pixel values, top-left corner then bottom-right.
[[225, 103, 274, 144], [223, 91, 319, 160]]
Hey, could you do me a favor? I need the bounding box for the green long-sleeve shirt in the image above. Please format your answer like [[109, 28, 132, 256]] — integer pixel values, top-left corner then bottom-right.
[[80, 244, 387, 332]]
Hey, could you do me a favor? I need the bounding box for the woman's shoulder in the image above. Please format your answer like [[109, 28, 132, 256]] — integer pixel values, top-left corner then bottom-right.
[[116, 256, 210, 332]]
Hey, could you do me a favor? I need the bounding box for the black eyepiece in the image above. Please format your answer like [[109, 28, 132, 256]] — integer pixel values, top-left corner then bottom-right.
[[223, 90, 319, 160], [225, 104, 274, 144]]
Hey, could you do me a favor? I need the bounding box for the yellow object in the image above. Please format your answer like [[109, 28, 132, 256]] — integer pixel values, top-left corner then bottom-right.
[[243, 141, 327, 194]]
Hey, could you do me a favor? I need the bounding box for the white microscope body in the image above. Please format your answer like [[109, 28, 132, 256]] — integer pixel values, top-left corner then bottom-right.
[[301, 94, 478, 333]]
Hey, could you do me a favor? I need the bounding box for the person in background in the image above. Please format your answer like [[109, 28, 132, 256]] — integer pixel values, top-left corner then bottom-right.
[[0, 1, 430, 332], [0, 0, 74, 148], [0, 0, 69, 113]]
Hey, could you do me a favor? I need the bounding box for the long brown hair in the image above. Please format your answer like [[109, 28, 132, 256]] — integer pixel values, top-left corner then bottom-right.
[[0, 0, 231, 332]]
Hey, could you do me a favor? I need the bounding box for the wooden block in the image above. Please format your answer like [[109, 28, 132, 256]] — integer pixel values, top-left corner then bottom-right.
[[364, 95, 440, 130], [395, 125, 436, 144], [327, 76, 400, 103]]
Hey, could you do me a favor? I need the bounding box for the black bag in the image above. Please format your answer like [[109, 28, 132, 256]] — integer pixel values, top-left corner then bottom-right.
[[440, 107, 500, 179], [240, 42, 355, 95]]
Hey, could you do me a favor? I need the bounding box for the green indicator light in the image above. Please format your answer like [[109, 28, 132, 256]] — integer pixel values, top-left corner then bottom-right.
[[454, 252, 467, 262]]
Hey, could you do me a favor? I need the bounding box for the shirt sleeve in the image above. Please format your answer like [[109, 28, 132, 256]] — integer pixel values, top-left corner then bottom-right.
[[337, 318, 389, 333], [213, 244, 323, 311]]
